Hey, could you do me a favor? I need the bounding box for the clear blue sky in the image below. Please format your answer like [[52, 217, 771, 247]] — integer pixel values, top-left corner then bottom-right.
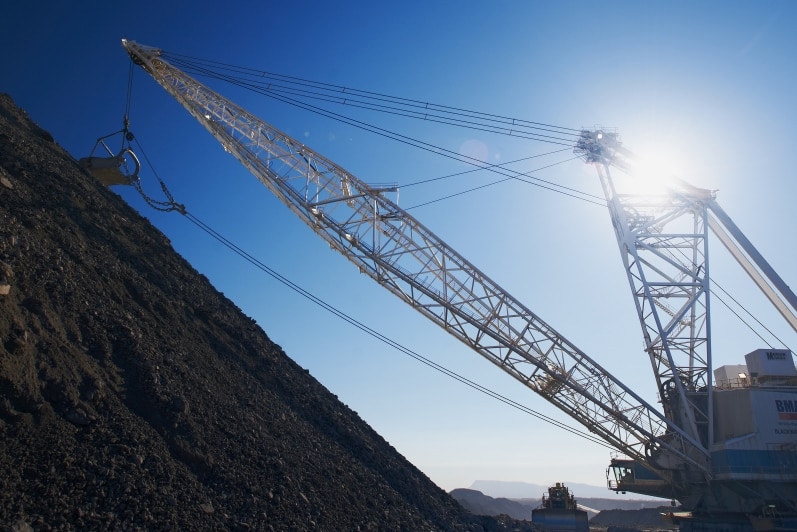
[[3, 1, 796, 495]]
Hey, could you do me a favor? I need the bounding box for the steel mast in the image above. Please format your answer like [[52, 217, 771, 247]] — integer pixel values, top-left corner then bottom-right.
[[575, 130, 714, 454], [575, 129, 797, 457]]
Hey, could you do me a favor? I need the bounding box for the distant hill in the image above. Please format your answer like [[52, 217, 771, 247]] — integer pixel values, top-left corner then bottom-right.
[[469, 479, 670, 503], [450, 489, 535, 521], [451, 487, 677, 529]]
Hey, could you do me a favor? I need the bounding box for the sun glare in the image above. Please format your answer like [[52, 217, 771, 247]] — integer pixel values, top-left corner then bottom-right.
[[618, 144, 684, 196]]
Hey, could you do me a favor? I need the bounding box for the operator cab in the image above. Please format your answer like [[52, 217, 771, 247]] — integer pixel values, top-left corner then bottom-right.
[[606, 457, 672, 499]]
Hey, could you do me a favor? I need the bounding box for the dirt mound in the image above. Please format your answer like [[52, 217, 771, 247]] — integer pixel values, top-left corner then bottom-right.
[[0, 93, 530, 530]]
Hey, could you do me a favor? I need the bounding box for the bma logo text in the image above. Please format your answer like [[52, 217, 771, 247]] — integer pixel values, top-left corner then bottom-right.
[[776, 399, 797, 420]]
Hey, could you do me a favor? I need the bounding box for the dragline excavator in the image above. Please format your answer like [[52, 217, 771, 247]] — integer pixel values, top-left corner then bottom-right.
[[113, 40, 797, 529]]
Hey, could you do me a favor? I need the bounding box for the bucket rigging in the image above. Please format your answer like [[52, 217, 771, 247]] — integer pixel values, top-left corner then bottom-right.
[[79, 122, 140, 186]]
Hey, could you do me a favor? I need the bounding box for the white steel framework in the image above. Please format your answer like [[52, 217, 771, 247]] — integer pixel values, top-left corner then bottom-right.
[[575, 130, 797, 465], [122, 39, 710, 475], [575, 130, 713, 454]]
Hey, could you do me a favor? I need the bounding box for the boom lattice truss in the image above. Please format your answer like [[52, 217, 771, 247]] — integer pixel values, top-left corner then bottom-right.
[[122, 40, 712, 474]]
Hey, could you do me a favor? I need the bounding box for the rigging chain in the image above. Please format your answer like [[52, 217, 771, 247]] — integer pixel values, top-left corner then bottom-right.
[[129, 137, 185, 214]]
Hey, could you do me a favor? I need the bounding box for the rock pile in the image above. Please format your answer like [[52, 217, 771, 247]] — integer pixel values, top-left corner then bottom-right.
[[0, 93, 532, 531]]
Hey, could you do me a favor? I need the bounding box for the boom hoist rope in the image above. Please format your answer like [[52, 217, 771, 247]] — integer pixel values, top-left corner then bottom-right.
[[162, 51, 583, 145], [160, 50, 605, 207]]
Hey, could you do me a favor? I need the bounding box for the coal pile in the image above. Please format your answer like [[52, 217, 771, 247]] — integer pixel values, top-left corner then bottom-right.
[[0, 93, 532, 531]]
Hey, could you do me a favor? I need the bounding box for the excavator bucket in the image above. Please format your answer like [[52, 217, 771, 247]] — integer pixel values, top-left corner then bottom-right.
[[79, 147, 140, 186]]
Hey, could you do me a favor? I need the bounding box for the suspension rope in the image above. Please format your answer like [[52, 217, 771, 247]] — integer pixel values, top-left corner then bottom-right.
[[159, 52, 606, 204], [166, 54, 577, 146], [406, 155, 593, 210], [401, 149, 605, 208], [403, 148, 570, 188], [223, 71, 598, 203], [162, 51, 582, 140], [254, 85, 601, 205], [712, 278, 791, 351], [666, 234, 792, 351], [154, 50, 609, 208]]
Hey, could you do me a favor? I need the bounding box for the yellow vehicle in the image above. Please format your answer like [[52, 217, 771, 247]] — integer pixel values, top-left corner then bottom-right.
[[531, 483, 588, 532]]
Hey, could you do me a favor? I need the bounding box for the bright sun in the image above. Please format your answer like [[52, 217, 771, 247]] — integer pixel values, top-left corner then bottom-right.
[[616, 143, 687, 196]]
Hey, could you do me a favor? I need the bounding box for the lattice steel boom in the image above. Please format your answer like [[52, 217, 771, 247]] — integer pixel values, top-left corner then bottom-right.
[[122, 39, 712, 474]]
